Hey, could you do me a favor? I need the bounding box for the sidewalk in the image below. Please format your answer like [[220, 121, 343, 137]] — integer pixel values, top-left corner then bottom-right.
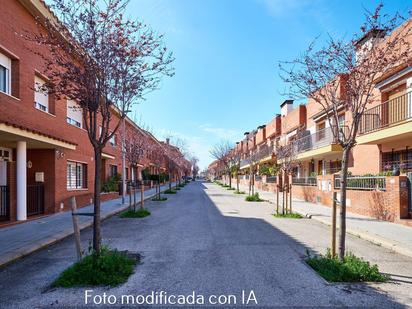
[[0, 182, 175, 268], [235, 183, 412, 258]]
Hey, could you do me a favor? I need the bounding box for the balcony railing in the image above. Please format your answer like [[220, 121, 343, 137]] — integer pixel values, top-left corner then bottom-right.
[[278, 126, 342, 158], [359, 91, 412, 135], [239, 144, 275, 167], [334, 175, 386, 191], [292, 177, 317, 186]]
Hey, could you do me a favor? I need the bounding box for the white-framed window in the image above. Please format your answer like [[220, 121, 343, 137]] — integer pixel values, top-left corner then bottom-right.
[[0, 52, 11, 95], [109, 134, 116, 146], [34, 76, 49, 112], [338, 114, 345, 127], [67, 161, 87, 189], [0, 147, 12, 162], [66, 99, 82, 128]]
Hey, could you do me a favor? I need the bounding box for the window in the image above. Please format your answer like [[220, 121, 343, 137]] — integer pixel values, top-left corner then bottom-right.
[[67, 161, 87, 189], [317, 122, 326, 140], [109, 134, 116, 146], [0, 53, 11, 95], [338, 114, 345, 127], [34, 76, 49, 112], [110, 165, 118, 177], [66, 99, 82, 128], [0, 148, 12, 162]]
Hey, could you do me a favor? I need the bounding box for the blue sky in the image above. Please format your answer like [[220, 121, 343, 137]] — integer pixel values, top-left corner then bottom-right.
[[126, 0, 410, 170]]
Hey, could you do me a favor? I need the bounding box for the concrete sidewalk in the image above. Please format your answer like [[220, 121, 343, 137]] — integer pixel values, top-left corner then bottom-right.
[[0, 182, 175, 267], [235, 183, 412, 258]]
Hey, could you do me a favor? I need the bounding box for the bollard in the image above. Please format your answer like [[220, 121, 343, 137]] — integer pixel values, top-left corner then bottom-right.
[[141, 184, 144, 209]]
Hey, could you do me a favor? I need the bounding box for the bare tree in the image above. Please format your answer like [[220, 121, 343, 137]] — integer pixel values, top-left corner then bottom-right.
[[231, 149, 241, 192], [189, 156, 200, 179], [280, 5, 411, 259], [210, 141, 233, 188], [148, 143, 166, 199], [27, 0, 174, 254]]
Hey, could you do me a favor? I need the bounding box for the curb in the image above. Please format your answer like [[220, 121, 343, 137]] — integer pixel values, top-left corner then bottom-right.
[[293, 209, 412, 259], [224, 185, 412, 259], [0, 186, 172, 269]]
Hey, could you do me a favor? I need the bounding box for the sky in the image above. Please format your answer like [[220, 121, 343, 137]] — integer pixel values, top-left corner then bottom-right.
[[125, 0, 410, 170]]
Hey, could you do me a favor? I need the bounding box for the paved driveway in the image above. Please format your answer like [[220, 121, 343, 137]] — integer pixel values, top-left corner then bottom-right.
[[0, 181, 410, 308]]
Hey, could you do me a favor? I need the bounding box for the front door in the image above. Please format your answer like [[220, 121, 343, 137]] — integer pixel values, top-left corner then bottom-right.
[[0, 147, 12, 221]]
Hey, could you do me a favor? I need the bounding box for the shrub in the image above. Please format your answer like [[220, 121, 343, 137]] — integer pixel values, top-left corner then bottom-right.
[[148, 173, 169, 183], [273, 212, 303, 219], [151, 197, 167, 202], [227, 187, 235, 190], [101, 174, 121, 193], [245, 193, 263, 202], [52, 247, 137, 287], [120, 208, 151, 218], [164, 189, 177, 194], [234, 190, 245, 194], [306, 250, 389, 282]]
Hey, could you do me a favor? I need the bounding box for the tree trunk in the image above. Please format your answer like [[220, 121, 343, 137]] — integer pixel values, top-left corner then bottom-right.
[[338, 147, 351, 261], [93, 149, 102, 254], [169, 168, 172, 190], [236, 171, 239, 192], [228, 171, 232, 188]]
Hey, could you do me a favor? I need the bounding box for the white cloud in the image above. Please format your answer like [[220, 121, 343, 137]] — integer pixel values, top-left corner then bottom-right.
[[198, 124, 242, 141]]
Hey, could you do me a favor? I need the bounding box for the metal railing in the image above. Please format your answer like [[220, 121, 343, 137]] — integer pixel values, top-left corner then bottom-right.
[[292, 177, 317, 186], [266, 176, 277, 183], [334, 175, 386, 191], [294, 126, 342, 154], [359, 91, 412, 135], [27, 184, 45, 216], [0, 186, 9, 221], [382, 159, 412, 173], [278, 126, 344, 159]]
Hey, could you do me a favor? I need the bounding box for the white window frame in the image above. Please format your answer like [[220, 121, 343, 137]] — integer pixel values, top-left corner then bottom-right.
[[34, 76, 49, 113], [67, 161, 87, 190], [66, 99, 83, 128], [0, 53, 11, 95]]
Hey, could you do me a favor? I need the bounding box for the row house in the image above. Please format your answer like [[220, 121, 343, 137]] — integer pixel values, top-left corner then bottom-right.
[[226, 22, 412, 224], [0, 0, 189, 224]]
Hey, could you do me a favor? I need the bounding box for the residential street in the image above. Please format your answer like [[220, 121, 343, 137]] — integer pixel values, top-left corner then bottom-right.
[[0, 181, 411, 308]]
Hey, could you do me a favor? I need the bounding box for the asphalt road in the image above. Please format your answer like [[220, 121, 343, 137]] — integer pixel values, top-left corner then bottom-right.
[[0, 181, 411, 308]]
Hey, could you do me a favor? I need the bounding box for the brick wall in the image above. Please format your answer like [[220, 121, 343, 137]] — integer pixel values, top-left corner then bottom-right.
[[292, 175, 410, 223]]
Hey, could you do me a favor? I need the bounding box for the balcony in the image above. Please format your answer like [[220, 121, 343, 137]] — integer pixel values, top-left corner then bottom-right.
[[239, 144, 275, 169], [279, 126, 343, 161], [358, 91, 412, 144]]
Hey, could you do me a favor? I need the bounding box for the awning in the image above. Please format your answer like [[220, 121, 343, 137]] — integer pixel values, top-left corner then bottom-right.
[[0, 122, 76, 150]]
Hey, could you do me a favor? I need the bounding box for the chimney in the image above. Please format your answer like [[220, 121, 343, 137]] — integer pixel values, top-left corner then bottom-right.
[[355, 29, 385, 61], [166, 138, 170, 144], [280, 99, 294, 117]]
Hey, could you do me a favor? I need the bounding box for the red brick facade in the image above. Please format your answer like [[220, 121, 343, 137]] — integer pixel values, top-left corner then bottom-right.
[[0, 0, 190, 224]]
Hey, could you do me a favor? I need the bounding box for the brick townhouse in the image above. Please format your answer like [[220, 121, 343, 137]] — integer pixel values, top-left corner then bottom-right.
[[0, 0, 189, 224], [210, 20, 412, 225]]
